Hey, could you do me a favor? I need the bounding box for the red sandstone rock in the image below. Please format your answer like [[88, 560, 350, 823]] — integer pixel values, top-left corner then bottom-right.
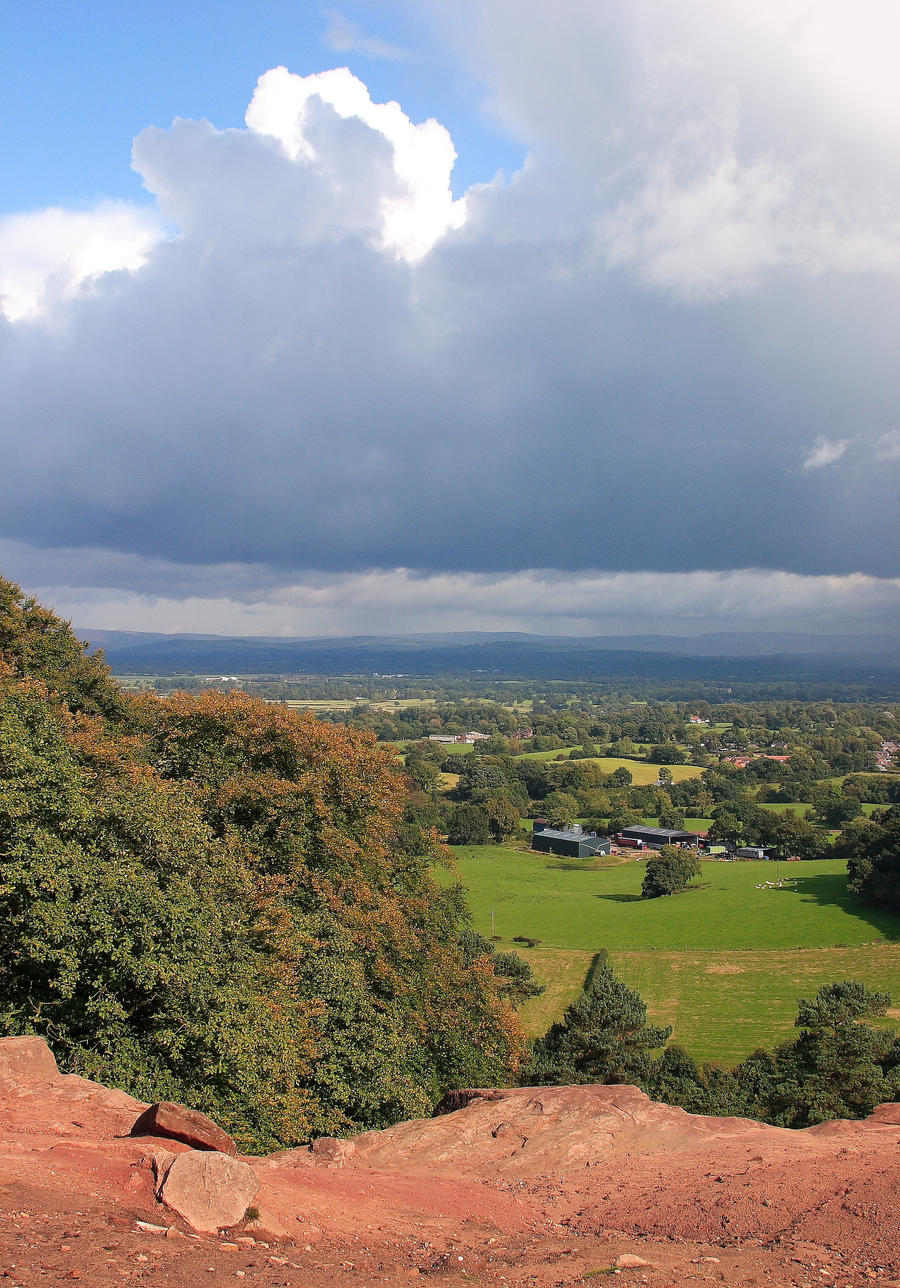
[[310, 1136, 356, 1165], [131, 1101, 237, 1155], [0, 1035, 58, 1085], [2, 1066, 900, 1286], [158, 1149, 260, 1234]]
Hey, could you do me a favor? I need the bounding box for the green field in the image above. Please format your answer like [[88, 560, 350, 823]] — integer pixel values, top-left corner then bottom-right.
[[517, 944, 900, 1066], [447, 848, 898, 949], [447, 846, 900, 1066], [590, 757, 703, 784], [518, 752, 704, 783]]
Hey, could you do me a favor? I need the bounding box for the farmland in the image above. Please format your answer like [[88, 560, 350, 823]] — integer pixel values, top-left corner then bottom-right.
[[446, 846, 900, 1065]]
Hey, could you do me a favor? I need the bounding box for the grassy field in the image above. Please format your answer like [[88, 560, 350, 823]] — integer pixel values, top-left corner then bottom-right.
[[757, 801, 810, 816], [447, 845, 900, 1065], [591, 757, 704, 784], [516, 944, 900, 1064], [636, 816, 714, 834], [518, 752, 704, 783], [608, 945, 900, 1066], [446, 847, 899, 949]]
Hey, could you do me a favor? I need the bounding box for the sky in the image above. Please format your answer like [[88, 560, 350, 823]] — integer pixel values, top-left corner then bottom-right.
[[1, 0, 899, 639]]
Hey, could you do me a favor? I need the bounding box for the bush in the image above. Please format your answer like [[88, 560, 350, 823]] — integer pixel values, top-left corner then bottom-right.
[[641, 845, 701, 898]]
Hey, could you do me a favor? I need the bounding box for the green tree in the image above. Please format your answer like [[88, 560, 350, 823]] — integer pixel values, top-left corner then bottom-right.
[[542, 790, 579, 829], [843, 805, 900, 912], [734, 981, 900, 1127], [484, 793, 521, 843], [641, 845, 701, 898], [458, 930, 545, 1007], [0, 577, 126, 720], [446, 801, 492, 845], [525, 963, 671, 1086], [0, 583, 531, 1148], [0, 680, 308, 1151]]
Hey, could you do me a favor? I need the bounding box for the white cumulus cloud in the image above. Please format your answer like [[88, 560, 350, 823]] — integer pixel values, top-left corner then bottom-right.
[[1, 17, 899, 602], [0, 203, 163, 323], [245, 66, 466, 260]]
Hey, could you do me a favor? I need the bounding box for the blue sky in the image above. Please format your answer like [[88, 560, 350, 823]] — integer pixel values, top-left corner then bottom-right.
[[1, 1, 899, 638], [0, 2, 520, 210]]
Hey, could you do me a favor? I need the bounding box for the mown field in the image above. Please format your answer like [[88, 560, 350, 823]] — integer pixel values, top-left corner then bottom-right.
[[445, 846, 900, 1066], [517, 751, 704, 783]]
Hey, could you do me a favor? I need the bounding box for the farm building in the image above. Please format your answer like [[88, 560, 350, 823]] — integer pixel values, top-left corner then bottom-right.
[[619, 825, 701, 849], [532, 823, 612, 859]]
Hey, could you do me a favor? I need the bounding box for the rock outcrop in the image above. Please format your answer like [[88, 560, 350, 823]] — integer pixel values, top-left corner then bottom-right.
[[131, 1101, 237, 1155], [0, 1035, 58, 1085], [1, 1036, 899, 1286], [157, 1149, 260, 1234]]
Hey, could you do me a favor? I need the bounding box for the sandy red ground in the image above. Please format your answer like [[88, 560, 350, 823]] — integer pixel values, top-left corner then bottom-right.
[[2, 1066, 899, 1287]]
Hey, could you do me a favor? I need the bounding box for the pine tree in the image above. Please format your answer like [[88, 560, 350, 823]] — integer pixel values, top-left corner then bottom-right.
[[525, 963, 671, 1086]]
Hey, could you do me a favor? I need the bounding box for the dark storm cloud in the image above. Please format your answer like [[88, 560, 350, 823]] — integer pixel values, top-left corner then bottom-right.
[[1, 40, 899, 585]]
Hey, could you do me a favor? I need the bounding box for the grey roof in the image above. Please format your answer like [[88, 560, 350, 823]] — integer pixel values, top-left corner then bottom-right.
[[534, 828, 610, 844], [621, 825, 698, 840]]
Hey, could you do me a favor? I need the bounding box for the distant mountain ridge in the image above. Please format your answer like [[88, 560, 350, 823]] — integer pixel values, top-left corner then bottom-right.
[[78, 626, 900, 682]]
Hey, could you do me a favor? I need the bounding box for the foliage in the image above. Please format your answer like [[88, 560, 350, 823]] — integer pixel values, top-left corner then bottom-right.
[[133, 690, 529, 1133], [541, 791, 579, 829], [641, 846, 702, 898], [524, 962, 671, 1086], [703, 981, 899, 1127], [0, 580, 530, 1148], [447, 802, 492, 845], [528, 966, 900, 1128], [844, 805, 900, 913], [0, 577, 127, 720], [0, 679, 310, 1150], [458, 930, 545, 1007]]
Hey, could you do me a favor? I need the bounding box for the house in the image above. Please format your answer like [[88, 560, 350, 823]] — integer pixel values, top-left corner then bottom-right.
[[619, 825, 701, 849], [531, 822, 612, 858]]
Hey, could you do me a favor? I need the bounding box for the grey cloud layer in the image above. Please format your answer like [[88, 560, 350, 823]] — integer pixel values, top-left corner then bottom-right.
[[5, 539, 898, 638], [2, 8, 899, 588]]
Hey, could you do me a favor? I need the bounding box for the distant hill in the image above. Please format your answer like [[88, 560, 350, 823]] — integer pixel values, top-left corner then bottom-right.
[[78, 627, 900, 683]]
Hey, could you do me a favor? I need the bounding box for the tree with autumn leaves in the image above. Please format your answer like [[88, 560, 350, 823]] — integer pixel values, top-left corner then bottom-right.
[[0, 577, 529, 1149]]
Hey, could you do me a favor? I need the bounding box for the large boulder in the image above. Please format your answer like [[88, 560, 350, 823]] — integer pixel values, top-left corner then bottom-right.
[[0, 1036, 58, 1085], [158, 1150, 259, 1234], [131, 1101, 236, 1155]]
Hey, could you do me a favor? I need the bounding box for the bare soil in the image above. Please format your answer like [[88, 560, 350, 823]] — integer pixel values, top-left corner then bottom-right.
[[2, 1074, 899, 1287]]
